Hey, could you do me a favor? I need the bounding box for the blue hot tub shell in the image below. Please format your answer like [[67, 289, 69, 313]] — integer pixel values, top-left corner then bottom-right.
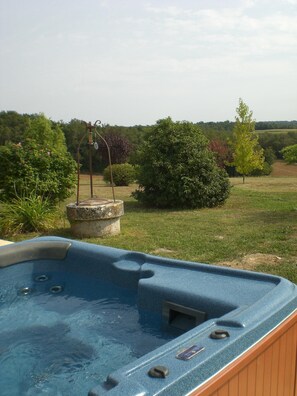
[[0, 237, 296, 396]]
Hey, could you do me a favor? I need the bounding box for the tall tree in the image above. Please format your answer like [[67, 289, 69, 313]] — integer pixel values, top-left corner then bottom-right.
[[231, 99, 264, 183], [23, 114, 67, 154], [0, 111, 30, 145], [98, 130, 133, 167], [0, 113, 76, 203]]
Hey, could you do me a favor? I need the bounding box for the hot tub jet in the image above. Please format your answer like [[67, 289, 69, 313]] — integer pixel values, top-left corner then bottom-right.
[[49, 285, 63, 294], [35, 274, 49, 282]]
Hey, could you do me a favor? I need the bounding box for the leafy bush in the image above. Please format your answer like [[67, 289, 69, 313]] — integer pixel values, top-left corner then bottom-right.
[[263, 147, 276, 165], [23, 113, 67, 154], [251, 161, 272, 176], [103, 163, 136, 186], [0, 140, 76, 203], [281, 144, 297, 164], [133, 117, 230, 209], [0, 192, 57, 236], [209, 138, 233, 169], [250, 147, 275, 176]]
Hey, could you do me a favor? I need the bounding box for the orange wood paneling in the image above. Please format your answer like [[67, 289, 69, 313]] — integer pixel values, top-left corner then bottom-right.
[[228, 375, 238, 394], [238, 368, 248, 396], [217, 383, 229, 396], [263, 342, 273, 394], [246, 359, 257, 395], [189, 310, 297, 396], [270, 338, 280, 396], [255, 352, 265, 396], [277, 329, 287, 395], [287, 324, 297, 395]]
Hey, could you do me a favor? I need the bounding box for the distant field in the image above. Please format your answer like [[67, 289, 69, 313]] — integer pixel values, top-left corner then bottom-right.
[[271, 160, 297, 177], [256, 129, 297, 134]]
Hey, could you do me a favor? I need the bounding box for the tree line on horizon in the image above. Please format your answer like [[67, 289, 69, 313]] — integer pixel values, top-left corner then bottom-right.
[[1, 110, 297, 174]]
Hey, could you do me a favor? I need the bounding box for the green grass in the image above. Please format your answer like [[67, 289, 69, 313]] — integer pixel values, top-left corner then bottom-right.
[[256, 129, 297, 134], [9, 175, 297, 283]]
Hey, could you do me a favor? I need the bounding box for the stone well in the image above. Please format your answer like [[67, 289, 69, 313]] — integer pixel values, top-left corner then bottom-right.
[[66, 199, 124, 238]]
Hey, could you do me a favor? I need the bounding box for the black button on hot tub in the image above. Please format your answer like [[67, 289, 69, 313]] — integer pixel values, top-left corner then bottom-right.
[[210, 329, 230, 339], [148, 365, 169, 378]]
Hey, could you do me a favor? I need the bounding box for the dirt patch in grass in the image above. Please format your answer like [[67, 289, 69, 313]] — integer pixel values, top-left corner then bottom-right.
[[151, 248, 175, 255], [219, 253, 282, 270], [271, 161, 297, 177]]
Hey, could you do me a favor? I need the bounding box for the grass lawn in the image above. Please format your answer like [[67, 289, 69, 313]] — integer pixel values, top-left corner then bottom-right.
[[256, 128, 297, 134], [9, 161, 297, 283]]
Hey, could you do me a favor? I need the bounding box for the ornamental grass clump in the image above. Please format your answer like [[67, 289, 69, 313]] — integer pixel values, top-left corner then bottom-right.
[[0, 191, 57, 236]]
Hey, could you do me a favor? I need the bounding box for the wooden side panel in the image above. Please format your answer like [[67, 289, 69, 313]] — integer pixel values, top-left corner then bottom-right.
[[270, 338, 280, 396], [190, 311, 297, 396]]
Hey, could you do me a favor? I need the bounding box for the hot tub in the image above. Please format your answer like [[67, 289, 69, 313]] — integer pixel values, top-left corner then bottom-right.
[[0, 237, 296, 396]]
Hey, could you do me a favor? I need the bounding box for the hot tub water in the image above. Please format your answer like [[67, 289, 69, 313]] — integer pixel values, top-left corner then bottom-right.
[[0, 270, 175, 396]]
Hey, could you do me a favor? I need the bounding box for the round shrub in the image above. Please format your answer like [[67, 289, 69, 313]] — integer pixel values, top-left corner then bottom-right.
[[0, 140, 76, 204], [132, 117, 230, 209], [281, 144, 297, 164], [103, 163, 136, 186]]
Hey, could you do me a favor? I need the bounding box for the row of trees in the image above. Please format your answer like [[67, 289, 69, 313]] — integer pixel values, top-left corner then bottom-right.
[[1, 111, 297, 173], [0, 101, 296, 215], [198, 120, 297, 132]]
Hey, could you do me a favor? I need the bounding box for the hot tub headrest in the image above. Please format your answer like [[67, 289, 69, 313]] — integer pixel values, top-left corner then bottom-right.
[[0, 241, 71, 268]]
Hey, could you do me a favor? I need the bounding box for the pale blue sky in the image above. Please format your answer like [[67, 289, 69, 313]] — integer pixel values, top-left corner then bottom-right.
[[0, 0, 296, 125]]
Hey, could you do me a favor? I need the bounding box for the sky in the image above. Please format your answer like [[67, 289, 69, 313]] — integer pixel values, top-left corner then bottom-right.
[[0, 0, 296, 126]]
